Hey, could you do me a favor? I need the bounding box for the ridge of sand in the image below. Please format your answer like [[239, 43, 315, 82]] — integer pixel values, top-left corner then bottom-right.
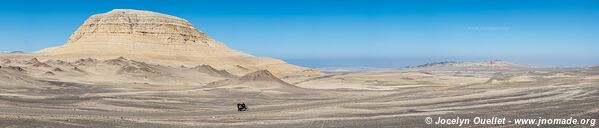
[[191, 65, 237, 78], [0, 66, 40, 86], [0, 57, 241, 85], [206, 70, 300, 90], [238, 70, 289, 84]]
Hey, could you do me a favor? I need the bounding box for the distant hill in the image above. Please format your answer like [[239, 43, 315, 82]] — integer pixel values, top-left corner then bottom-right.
[[406, 60, 533, 71]]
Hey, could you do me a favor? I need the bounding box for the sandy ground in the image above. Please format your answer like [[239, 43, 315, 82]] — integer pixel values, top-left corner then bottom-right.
[[1, 58, 598, 127]]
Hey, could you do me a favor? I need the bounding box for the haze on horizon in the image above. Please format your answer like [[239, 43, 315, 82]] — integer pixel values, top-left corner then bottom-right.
[[1, 0, 598, 67]]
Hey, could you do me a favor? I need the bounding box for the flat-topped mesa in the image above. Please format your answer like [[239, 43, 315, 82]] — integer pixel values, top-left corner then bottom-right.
[[38, 9, 321, 77], [66, 9, 222, 47]]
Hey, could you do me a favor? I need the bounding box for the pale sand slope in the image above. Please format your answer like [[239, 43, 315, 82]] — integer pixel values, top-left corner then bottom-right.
[[34, 9, 320, 77]]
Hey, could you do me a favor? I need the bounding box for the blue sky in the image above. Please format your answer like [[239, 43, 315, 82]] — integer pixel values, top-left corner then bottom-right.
[[0, 0, 598, 67]]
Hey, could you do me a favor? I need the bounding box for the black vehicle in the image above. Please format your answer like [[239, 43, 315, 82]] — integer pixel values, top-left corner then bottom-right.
[[237, 103, 248, 111]]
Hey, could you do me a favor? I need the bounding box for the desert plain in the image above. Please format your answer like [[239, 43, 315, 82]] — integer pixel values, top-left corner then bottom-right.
[[0, 9, 598, 128]]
